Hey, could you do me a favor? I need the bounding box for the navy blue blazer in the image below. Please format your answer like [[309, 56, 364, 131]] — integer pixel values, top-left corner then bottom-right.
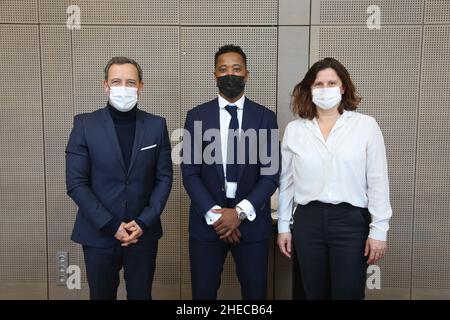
[[66, 106, 173, 248], [181, 97, 280, 242]]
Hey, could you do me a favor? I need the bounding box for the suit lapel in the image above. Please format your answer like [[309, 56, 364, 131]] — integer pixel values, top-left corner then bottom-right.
[[127, 109, 145, 176], [101, 107, 126, 173], [237, 98, 258, 184], [210, 99, 225, 184]]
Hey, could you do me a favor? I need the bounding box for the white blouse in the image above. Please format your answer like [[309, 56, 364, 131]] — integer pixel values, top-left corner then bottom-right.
[[277, 110, 392, 241]]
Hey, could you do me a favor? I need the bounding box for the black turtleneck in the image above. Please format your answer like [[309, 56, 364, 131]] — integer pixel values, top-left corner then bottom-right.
[[102, 103, 147, 236], [108, 102, 137, 170]]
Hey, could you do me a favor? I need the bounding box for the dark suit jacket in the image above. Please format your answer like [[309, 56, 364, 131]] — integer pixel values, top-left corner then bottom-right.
[[66, 106, 173, 248], [181, 97, 280, 242]]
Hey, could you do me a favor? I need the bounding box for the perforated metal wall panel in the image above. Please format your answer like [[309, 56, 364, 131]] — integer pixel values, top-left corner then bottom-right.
[[2, 0, 449, 300], [412, 25, 450, 299], [311, 0, 424, 25], [180, 27, 277, 297], [425, 0, 450, 23], [39, 0, 179, 25], [40, 25, 81, 299], [277, 26, 310, 136], [279, 0, 311, 25], [71, 26, 180, 296], [0, 0, 38, 23], [0, 25, 47, 297], [310, 25, 423, 294], [181, 0, 277, 25]]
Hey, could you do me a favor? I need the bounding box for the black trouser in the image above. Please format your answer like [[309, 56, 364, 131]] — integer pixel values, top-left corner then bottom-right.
[[292, 201, 370, 300], [189, 197, 269, 300], [189, 237, 269, 300], [83, 241, 158, 300]]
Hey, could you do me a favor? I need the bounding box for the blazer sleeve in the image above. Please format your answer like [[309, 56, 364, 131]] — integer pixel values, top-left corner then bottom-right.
[[65, 115, 117, 231], [181, 108, 218, 216], [244, 109, 280, 212], [137, 118, 173, 228]]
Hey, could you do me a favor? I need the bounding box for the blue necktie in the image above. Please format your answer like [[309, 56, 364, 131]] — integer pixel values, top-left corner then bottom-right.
[[225, 105, 239, 183]]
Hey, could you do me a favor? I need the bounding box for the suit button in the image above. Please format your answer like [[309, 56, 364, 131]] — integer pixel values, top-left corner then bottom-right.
[[122, 202, 127, 208], [221, 187, 225, 192], [125, 180, 129, 185]]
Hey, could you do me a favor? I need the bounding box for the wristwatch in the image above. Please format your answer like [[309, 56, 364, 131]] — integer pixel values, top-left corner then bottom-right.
[[236, 206, 247, 221]]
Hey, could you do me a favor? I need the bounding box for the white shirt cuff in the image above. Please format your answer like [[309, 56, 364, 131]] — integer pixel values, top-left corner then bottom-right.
[[368, 227, 387, 241], [277, 220, 291, 233], [237, 199, 256, 222], [205, 205, 222, 225]]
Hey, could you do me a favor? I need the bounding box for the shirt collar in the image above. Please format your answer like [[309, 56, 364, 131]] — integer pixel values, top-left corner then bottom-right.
[[218, 94, 245, 110], [307, 110, 353, 128], [341, 110, 353, 118]]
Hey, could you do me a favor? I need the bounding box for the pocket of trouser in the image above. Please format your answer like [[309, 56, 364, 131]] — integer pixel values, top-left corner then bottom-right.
[[292, 204, 306, 229], [360, 208, 371, 225], [292, 204, 300, 219], [336, 206, 369, 229], [352, 207, 371, 235]]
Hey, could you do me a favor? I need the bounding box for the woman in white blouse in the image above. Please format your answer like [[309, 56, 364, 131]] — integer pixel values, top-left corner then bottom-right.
[[277, 57, 392, 300]]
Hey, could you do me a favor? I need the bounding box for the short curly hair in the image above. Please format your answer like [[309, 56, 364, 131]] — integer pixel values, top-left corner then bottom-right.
[[214, 44, 247, 68]]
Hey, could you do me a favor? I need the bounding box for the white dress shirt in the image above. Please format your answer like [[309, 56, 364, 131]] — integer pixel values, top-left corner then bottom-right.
[[277, 110, 392, 241], [204, 95, 256, 225]]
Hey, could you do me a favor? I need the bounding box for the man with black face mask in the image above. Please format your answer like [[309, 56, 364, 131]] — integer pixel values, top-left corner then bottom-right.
[[181, 45, 280, 300]]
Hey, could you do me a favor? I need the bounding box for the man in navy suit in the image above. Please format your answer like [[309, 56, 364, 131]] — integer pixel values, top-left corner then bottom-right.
[[66, 57, 173, 300], [181, 45, 280, 300]]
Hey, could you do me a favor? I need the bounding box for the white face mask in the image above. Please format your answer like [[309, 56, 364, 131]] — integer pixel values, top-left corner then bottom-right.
[[312, 86, 342, 110], [109, 86, 138, 112]]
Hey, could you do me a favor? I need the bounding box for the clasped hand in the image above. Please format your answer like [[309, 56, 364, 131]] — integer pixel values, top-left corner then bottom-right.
[[212, 208, 242, 245], [114, 220, 143, 247]]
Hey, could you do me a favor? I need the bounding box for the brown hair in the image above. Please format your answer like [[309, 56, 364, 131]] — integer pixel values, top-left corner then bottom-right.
[[104, 56, 143, 82], [291, 57, 361, 119]]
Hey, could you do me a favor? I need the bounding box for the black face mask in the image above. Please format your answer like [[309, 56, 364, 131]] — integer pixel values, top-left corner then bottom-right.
[[217, 75, 245, 100]]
